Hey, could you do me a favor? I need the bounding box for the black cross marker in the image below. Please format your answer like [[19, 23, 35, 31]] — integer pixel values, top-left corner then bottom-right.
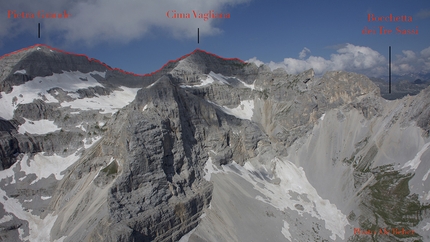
[[389, 46, 391, 94]]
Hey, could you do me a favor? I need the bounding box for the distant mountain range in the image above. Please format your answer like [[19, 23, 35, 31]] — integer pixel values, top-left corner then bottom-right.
[[369, 73, 430, 100]]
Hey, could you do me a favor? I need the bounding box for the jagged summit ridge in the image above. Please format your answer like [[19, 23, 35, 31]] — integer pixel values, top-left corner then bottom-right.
[[0, 44, 110, 93], [0, 45, 251, 92], [0, 45, 245, 78]]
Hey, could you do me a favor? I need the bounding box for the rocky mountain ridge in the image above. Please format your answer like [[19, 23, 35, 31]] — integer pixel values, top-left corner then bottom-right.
[[0, 44, 429, 241]]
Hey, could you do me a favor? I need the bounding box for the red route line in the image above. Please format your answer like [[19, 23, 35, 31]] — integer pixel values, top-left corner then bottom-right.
[[0, 43, 245, 77]]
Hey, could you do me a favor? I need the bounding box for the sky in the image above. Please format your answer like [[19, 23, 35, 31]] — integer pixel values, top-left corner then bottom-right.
[[0, 0, 429, 79]]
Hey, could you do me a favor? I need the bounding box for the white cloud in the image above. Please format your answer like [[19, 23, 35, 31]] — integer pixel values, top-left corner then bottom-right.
[[299, 47, 310, 59], [0, 0, 250, 46], [416, 9, 430, 19], [247, 44, 430, 77], [247, 57, 264, 67], [421, 47, 430, 58], [390, 48, 430, 75]]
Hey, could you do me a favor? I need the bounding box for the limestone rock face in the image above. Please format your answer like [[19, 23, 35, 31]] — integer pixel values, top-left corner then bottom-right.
[[0, 45, 429, 242]]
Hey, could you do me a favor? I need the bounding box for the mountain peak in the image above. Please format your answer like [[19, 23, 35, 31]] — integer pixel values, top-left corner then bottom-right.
[[0, 44, 58, 62], [0, 44, 109, 80], [178, 48, 245, 67], [167, 49, 247, 79], [0, 44, 113, 93], [185, 48, 244, 63]]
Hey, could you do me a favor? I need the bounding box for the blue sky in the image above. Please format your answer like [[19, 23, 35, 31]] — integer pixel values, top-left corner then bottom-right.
[[1, 0, 429, 78]]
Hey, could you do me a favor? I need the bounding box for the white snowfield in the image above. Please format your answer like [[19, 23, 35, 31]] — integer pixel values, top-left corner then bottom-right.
[[0, 187, 58, 242], [14, 69, 27, 74], [221, 100, 254, 121], [203, 157, 223, 181], [0, 153, 78, 241], [207, 72, 231, 85], [181, 75, 215, 88], [0, 70, 140, 119], [0, 71, 105, 119], [237, 78, 255, 90], [0, 138, 102, 241], [83, 136, 102, 149], [60, 86, 140, 114], [18, 118, 61, 135], [5, 153, 81, 185], [202, 157, 349, 241], [181, 71, 255, 90], [180, 72, 220, 88], [208, 99, 254, 121], [402, 141, 430, 171], [76, 122, 87, 132]]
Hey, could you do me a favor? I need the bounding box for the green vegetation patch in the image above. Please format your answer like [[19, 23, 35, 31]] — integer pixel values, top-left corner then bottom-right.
[[356, 164, 430, 241], [101, 160, 118, 175]]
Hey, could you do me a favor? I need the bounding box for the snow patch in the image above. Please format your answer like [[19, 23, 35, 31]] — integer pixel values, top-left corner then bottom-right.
[[0, 152, 78, 186], [237, 79, 255, 90], [147, 80, 159, 88], [67, 92, 80, 99], [41, 196, 51, 200], [14, 69, 27, 74], [423, 169, 430, 181], [61, 86, 140, 114], [0, 71, 106, 120], [203, 156, 224, 181], [320, 113, 325, 121], [19, 152, 80, 185], [187, 75, 216, 88], [180, 72, 254, 89], [0, 157, 21, 185], [0, 215, 13, 223], [0, 188, 58, 241], [83, 136, 102, 149], [76, 122, 87, 132], [210, 100, 254, 121], [18, 118, 61, 135], [208, 71, 230, 85], [198, 75, 216, 87], [402, 141, 430, 171], [142, 104, 148, 111], [180, 73, 218, 88], [281, 220, 291, 241]]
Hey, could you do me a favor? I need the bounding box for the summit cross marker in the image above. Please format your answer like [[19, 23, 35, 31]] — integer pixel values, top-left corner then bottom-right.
[[389, 46, 391, 94]]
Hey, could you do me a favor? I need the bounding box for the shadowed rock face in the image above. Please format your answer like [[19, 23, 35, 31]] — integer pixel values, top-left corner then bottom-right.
[[0, 46, 430, 242]]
